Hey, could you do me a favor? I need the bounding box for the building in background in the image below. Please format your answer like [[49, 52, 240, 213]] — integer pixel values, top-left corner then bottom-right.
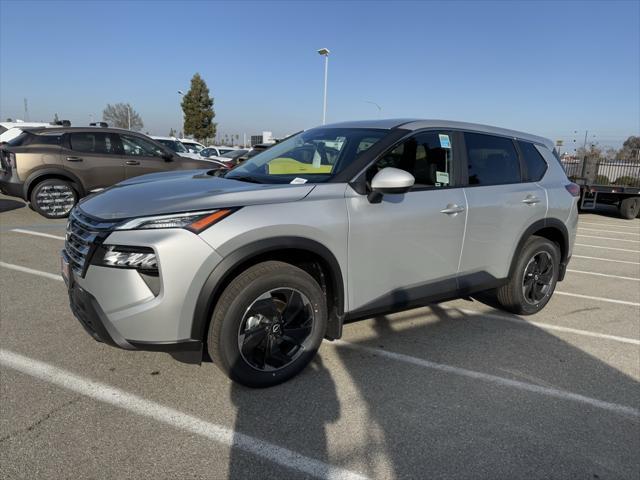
[[250, 131, 274, 146]]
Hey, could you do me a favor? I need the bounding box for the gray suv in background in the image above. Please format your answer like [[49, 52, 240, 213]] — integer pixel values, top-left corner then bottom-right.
[[61, 119, 579, 387]]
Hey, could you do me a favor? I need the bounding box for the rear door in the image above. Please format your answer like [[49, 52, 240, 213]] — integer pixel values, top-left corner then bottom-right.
[[458, 132, 547, 287], [63, 132, 125, 190], [119, 133, 174, 178], [346, 130, 467, 315]]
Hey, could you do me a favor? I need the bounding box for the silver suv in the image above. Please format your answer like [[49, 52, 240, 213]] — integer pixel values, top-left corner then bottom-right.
[[62, 119, 579, 387]]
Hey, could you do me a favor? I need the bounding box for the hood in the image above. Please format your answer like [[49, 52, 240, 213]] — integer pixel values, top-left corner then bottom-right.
[[78, 169, 316, 219]]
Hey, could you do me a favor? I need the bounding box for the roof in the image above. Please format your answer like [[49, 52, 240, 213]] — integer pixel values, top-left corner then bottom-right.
[[24, 126, 141, 135], [320, 118, 554, 149]]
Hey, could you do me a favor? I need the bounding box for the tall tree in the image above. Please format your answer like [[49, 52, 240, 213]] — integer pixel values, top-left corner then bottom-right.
[[169, 128, 176, 137], [181, 73, 216, 142], [53, 113, 59, 123], [617, 136, 640, 161], [102, 103, 143, 130]]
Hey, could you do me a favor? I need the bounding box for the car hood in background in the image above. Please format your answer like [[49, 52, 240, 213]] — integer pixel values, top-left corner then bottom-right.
[[78, 169, 316, 219]]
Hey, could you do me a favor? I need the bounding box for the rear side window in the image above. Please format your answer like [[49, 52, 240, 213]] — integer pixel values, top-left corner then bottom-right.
[[70, 132, 120, 155], [518, 141, 548, 182], [465, 133, 520, 185]]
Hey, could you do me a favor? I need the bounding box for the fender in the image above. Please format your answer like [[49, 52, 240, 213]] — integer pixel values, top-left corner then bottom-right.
[[191, 237, 346, 343], [508, 218, 569, 281], [24, 167, 87, 199]]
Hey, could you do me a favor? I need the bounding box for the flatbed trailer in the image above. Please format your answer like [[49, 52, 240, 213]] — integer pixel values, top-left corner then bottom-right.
[[561, 156, 640, 219]]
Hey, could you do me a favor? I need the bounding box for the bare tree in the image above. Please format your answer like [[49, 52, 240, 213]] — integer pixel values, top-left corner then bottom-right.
[[102, 103, 143, 131]]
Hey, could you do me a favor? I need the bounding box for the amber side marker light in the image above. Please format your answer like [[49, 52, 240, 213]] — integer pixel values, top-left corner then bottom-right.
[[188, 208, 236, 233]]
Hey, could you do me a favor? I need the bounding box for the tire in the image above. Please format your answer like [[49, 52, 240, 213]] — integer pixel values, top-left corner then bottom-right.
[[29, 179, 78, 219], [207, 261, 327, 388], [619, 197, 640, 220], [495, 236, 560, 315]]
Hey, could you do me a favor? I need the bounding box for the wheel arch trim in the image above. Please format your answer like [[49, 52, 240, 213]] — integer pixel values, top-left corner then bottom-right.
[[24, 168, 87, 199], [509, 218, 570, 281], [191, 236, 346, 342]]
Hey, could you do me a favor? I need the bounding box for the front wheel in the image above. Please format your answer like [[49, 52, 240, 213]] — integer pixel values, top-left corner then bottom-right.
[[30, 179, 78, 219], [207, 261, 327, 387], [495, 236, 560, 315]]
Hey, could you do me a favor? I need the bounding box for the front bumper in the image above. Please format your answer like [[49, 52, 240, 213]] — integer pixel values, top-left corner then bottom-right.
[[64, 225, 223, 360]]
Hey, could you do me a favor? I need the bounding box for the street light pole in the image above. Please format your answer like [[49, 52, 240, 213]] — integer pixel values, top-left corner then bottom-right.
[[317, 48, 330, 125], [177, 90, 185, 137], [365, 100, 382, 117]]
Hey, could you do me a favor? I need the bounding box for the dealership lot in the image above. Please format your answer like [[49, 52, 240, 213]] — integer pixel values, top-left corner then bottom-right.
[[0, 195, 638, 479]]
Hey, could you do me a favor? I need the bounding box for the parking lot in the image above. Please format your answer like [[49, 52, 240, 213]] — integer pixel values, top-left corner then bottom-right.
[[0, 195, 638, 480]]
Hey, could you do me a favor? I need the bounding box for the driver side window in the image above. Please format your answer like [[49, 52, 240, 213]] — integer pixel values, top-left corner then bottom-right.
[[369, 132, 453, 188], [121, 134, 165, 158]]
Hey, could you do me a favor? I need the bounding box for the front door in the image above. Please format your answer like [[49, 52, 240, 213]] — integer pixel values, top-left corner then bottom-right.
[[119, 133, 173, 179], [346, 131, 467, 315]]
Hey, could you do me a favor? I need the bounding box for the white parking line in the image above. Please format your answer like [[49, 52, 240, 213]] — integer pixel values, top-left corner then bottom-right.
[[0, 262, 63, 282], [10, 228, 65, 241], [579, 222, 640, 230], [572, 254, 640, 265], [0, 349, 369, 480], [555, 291, 640, 307], [575, 243, 639, 253], [566, 269, 639, 282], [447, 307, 640, 345], [579, 227, 640, 236], [577, 234, 640, 244], [334, 341, 639, 417]]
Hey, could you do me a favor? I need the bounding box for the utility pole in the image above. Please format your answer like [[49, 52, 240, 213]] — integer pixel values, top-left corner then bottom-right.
[[127, 104, 131, 130]]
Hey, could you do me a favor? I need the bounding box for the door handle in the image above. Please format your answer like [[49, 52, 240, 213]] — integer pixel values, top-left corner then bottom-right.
[[66, 156, 83, 162], [440, 204, 465, 215], [125, 160, 141, 166], [522, 196, 541, 205]]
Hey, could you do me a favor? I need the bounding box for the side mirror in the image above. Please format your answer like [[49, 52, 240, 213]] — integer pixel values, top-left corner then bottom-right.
[[368, 167, 414, 203], [162, 152, 174, 162]]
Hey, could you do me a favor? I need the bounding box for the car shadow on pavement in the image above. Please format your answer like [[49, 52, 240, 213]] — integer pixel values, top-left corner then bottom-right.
[[226, 305, 639, 479], [227, 356, 340, 479], [0, 199, 25, 213]]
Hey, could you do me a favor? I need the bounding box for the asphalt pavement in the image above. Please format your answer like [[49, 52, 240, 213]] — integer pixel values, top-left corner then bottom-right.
[[1, 195, 638, 480]]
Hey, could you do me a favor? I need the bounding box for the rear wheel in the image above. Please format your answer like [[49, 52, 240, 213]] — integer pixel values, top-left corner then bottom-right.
[[207, 261, 327, 387], [495, 236, 560, 315], [619, 197, 640, 220], [30, 179, 77, 218]]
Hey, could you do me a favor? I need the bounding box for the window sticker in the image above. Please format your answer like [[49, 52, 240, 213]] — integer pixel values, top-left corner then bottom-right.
[[436, 171, 450, 184], [290, 177, 308, 184], [439, 134, 451, 149]]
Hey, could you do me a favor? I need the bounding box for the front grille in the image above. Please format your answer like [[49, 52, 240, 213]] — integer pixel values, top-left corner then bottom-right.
[[64, 208, 116, 277]]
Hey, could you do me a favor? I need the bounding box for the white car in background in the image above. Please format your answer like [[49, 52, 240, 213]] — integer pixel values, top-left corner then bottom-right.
[[180, 138, 206, 154], [150, 136, 202, 160], [0, 121, 63, 143], [200, 146, 239, 158]]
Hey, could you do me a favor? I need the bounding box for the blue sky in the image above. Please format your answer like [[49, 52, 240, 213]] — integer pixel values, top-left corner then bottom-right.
[[1, 0, 638, 149]]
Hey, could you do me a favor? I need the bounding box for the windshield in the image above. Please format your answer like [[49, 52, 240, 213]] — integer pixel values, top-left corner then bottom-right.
[[157, 139, 187, 153], [183, 142, 203, 152], [224, 128, 386, 184], [221, 149, 248, 159]]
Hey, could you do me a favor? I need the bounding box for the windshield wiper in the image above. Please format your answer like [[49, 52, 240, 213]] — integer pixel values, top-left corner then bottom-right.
[[225, 175, 262, 184]]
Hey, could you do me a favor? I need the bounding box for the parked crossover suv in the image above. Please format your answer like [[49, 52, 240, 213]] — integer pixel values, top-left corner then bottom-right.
[[61, 119, 579, 387], [0, 127, 216, 218]]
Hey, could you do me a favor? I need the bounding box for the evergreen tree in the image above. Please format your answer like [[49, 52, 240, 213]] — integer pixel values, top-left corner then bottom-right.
[[181, 73, 216, 142], [169, 128, 176, 137], [53, 113, 59, 123]]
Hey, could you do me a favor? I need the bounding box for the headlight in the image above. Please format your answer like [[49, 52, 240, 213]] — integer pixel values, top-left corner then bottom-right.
[[115, 208, 236, 233], [93, 245, 158, 271]]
